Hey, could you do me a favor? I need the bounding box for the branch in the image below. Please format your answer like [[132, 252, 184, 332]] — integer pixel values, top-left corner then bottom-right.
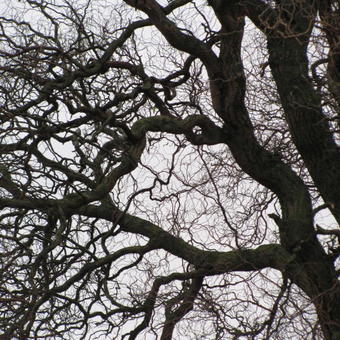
[[266, 0, 340, 224], [80, 203, 295, 274], [239, 0, 277, 33], [0, 116, 221, 212], [5, 17, 151, 115], [123, 0, 220, 73], [161, 276, 203, 340], [125, 271, 203, 340], [316, 225, 340, 238], [131, 114, 227, 145]]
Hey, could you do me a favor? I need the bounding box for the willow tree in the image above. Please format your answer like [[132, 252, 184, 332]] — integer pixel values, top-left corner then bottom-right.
[[0, 0, 339, 339]]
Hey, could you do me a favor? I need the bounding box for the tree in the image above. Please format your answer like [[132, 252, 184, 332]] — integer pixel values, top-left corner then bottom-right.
[[0, 0, 339, 339]]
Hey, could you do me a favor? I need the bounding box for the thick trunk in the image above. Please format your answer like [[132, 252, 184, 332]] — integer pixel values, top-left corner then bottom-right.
[[317, 289, 340, 340], [122, 1, 340, 338], [210, 3, 340, 339], [288, 257, 340, 340], [268, 36, 340, 224], [264, 2, 340, 337]]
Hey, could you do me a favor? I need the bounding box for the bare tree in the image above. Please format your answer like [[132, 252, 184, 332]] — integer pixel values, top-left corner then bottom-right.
[[0, 0, 339, 339]]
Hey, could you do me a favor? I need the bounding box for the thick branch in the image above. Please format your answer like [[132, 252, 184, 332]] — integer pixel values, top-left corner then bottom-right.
[[161, 277, 203, 340], [123, 0, 221, 74], [131, 114, 226, 145], [79, 203, 296, 274], [266, 1, 340, 223]]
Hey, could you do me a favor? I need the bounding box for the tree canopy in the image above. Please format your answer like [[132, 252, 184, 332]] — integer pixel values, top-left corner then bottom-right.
[[0, 0, 339, 339]]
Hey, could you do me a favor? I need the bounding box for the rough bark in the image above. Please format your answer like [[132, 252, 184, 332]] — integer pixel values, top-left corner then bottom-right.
[[124, 0, 340, 338], [1, 0, 339, 339]]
